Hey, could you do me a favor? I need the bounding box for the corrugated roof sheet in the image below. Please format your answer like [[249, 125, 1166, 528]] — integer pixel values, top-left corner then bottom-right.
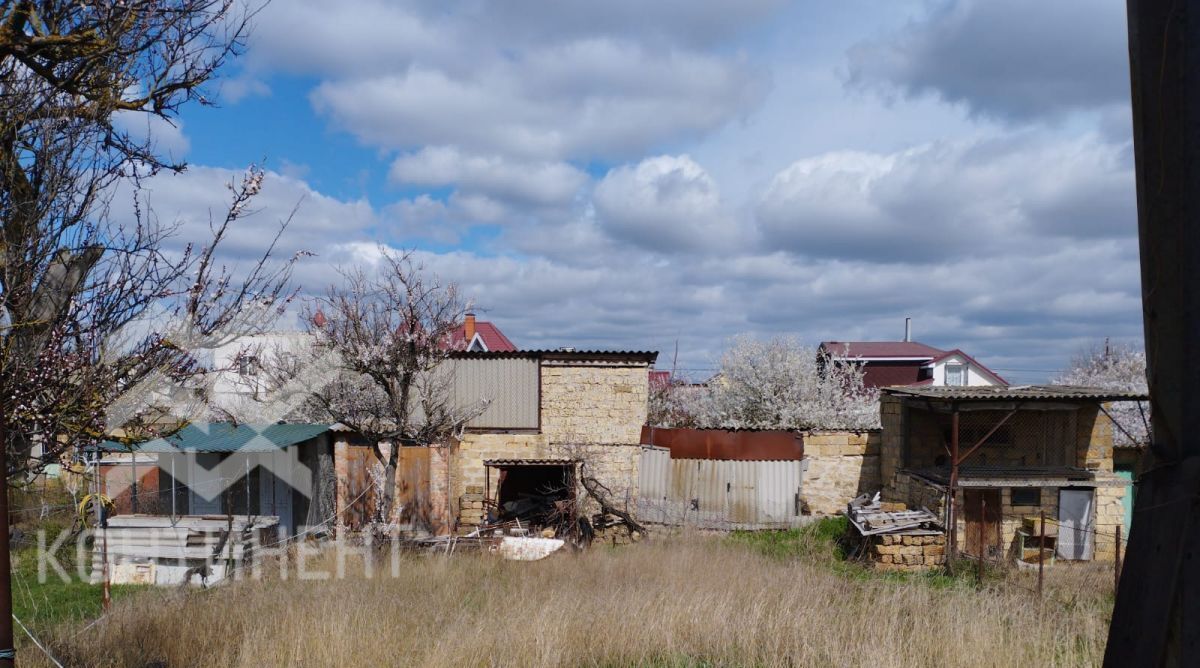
[[883, 385, 1148, 402], [483, 458, 580, 466], [101, 423, 332, 453], [449, 350, 658, 362]]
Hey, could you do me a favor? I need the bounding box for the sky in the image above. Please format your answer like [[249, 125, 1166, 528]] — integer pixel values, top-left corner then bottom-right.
[[131, 0, 1142, 384]]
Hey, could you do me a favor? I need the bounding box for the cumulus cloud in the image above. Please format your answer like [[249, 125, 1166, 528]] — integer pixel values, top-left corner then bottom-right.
[[311, 42, 766, 161], [846, 0, 1130, 122], [112, 166, 377, 291], [390, 147, 586, 207], [159, 0, 1146, 382], [594, 155, 737, 252], [756, 133, 1135, 262]]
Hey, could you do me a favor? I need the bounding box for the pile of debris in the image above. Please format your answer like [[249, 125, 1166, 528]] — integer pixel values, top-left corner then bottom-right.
[[405, 518, 568, 560], [845, 493, 946, 572]]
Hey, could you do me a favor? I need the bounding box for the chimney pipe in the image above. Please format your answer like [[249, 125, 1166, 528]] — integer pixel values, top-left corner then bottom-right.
[[904, 317, 912, 342], [465, 312, 476, 341]]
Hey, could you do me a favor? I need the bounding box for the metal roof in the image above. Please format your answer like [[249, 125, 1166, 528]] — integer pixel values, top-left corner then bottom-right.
[[483, 458, 580, 466], [100, 423, 332, 453], [449, 350, 658, 363], [820, 341, 945, 359], [883, 385, 1148, 402]]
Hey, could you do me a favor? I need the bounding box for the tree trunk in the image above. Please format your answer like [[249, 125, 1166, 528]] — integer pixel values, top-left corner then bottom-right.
[[380, 457, 398, 525]]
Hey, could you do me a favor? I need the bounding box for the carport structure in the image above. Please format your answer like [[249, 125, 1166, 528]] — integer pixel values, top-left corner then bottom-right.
[[880, 386, 1147, 562]]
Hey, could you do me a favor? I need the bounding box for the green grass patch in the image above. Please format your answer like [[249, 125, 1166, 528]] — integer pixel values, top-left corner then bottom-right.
[[729, 516, 851, 561], [729, 517, 1000, 591]]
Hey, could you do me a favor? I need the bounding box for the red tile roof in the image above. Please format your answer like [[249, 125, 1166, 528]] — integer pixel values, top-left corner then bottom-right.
[[448, 320, 517, 352]]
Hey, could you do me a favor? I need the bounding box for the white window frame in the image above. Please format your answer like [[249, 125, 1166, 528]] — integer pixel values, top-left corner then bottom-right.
[[944, 363, 967, 386]]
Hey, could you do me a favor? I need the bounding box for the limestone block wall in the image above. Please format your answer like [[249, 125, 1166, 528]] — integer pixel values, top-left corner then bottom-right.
[[802, 431, 881, 515], [540, 361, 649, 445], [442, 434, 642, 530], [450, 432, 548, 528], [868, 533, 946, 572], [885, 472, 947, 518], [1092, 480, 1126, 561], [1079, 406, 1114, 472]]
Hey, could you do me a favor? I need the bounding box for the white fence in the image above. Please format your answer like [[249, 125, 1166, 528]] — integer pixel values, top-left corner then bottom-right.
[[636, 446, 809, 529]]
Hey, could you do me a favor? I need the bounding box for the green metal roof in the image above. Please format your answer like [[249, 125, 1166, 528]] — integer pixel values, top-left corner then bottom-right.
[[101, 423, 332, 453]]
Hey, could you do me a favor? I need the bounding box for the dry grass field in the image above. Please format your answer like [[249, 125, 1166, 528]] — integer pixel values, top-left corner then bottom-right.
[[26, 523, 1115, 668]]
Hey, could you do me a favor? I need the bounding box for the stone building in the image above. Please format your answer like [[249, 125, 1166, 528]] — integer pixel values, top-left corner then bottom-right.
[[429, 350, 657, 533], [878, 386, 1147, 562]]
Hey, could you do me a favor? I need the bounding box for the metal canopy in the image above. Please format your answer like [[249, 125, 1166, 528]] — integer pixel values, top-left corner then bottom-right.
[[100, 423, 332, 453], [883, 385, 1148, 403], [483, 458, 580, 467]]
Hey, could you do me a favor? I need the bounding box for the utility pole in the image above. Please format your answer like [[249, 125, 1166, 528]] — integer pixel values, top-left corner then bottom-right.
[[0, 421, 13, 668], [1106, 2, 1200, 665]]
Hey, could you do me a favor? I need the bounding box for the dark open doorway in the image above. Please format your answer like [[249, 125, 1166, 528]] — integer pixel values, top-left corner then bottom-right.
[[486, 461, 577, 531]]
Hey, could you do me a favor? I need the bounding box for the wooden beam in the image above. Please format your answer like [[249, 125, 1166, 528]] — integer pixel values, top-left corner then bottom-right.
[[956, 407, 1020, 465]]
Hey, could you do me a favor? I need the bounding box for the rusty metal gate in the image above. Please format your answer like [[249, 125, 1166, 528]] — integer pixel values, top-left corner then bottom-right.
[[636, 446, 808, 529]]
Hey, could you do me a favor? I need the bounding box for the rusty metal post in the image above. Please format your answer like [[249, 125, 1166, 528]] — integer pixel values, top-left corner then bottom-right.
[[1038, 510, 1045, 599], [976, 495, 985, 585], [1108, 3, 1200, 663], [130, 454, 138, 514], [1115, 525, 1122, 593], [948, 408, 960, 558]]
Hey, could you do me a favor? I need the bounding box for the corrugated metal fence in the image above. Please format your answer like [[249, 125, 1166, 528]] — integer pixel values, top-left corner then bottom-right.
[[637, 446, 809, 529]]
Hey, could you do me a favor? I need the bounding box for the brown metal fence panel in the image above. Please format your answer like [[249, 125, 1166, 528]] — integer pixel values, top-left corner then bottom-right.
[[639, 426, 804, 461]]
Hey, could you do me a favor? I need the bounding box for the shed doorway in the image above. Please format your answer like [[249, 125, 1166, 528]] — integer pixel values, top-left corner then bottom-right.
[[485, 461, 577, 532], [1058, 488, 1095, 560], [963, 488, 1002, 559]]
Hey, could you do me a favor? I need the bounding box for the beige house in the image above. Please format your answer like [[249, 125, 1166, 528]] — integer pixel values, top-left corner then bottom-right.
[[878, 386, 1147, 562]]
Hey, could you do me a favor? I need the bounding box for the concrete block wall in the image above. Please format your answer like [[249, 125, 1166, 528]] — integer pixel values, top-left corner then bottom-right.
[[802, 431, 881, 515]]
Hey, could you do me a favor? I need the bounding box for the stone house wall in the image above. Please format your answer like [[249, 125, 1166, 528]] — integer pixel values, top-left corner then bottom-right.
[[429, 359, 650, 533], [801, 431, 881, 515], [540, 361, 649, 445]]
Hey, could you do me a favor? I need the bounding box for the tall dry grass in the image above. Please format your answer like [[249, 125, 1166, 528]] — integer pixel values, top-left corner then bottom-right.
[[33, 535, 1112, 667]]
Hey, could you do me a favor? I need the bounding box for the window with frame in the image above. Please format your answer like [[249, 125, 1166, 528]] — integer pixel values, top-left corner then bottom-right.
[[1010, 487, 1041, 506], [945, 363, 967, 386]]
